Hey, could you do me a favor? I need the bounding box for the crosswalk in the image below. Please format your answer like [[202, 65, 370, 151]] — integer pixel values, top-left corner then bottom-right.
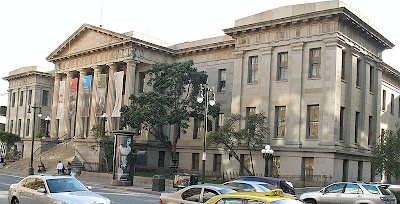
[[0, 190, 9, 202]]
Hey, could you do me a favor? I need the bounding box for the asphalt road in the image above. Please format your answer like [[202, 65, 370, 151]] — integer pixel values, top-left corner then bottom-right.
[[0, 173, 160, 204]]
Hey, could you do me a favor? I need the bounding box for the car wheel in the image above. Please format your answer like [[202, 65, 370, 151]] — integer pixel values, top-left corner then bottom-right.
[[11, 197, 19, 204], [304, 199, 316, 204]]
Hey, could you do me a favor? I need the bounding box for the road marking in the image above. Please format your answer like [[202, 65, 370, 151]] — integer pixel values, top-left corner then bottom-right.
[[0, 191, 8, 199]]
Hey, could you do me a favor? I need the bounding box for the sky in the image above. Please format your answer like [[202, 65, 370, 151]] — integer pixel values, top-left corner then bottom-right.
[[0, 0, 398, 107]]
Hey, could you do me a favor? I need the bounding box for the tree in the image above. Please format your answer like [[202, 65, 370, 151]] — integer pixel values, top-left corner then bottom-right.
[[120, 60, 220, 167], [90, 125, 113, 172], [370, 128, 400, 180], [0, 131, 21, 159], [207, 112, 269, 175]]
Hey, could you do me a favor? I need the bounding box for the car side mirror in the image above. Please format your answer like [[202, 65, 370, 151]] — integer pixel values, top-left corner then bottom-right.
[[37, 188, 46, 193], [87, 186, 92, 190]]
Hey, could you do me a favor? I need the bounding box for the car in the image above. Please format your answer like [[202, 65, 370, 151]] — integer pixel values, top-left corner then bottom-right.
[[159, 184, 238, 204], [300, 182, 397, 204], [223, 180, 296, 197], [234, 176, 296, 195], [8, 175, 111, 204], [205, 190, 305, 204]]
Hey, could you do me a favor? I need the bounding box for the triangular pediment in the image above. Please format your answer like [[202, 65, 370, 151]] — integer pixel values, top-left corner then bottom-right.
[[47, 24, 131, 61]]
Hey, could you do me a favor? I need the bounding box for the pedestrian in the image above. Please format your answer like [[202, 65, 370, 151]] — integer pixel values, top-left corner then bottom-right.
[[67, 162, 72, 175], [56, 161, 63, 175]]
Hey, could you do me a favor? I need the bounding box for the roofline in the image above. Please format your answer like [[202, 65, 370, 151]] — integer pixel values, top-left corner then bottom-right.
[[2, 71, 54, 81]]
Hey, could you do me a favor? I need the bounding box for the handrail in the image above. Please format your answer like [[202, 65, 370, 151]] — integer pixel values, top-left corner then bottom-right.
[[75, 149, 93, 171], [33, 140, 70, 161]]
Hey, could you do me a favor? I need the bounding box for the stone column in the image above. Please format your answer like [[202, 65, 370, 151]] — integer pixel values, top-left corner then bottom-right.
[[106, 63, 118, 133], [61, 72, 74, 140], [50, 74, 62, 140], [75, 69, 89, 139], [123, 60, 137, 106], [88, 66, 101, 139]]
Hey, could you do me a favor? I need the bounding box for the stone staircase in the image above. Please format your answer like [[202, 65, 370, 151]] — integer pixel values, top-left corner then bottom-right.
[[6, 140, 76, 174]]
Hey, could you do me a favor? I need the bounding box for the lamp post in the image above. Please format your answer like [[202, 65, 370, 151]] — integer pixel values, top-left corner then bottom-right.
[[197, 83, 215, 184], [101, 113, 108, 137], [27, 102, 42, 175], [261, 145, 274, 177], [45, 116, 51, 137]]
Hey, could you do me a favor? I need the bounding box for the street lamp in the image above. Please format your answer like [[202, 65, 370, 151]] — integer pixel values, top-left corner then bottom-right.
[[45, 116, 51, 137], [101, 113, 108, 138], [197, 83, 215, 184], [27, 102, 42, 175], [261, 145, 274, 177]]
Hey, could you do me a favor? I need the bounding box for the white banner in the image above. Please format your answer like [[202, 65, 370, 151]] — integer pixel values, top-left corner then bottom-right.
[[112, 71, 124, 117], [56, 81, 66, 119]]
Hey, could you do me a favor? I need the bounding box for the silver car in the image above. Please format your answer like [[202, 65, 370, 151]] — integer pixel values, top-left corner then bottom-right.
[[223, 180, 295, 197], [8, 175, 111, 204], [300, 182, 397, 204], [160, 184, 238, 204]]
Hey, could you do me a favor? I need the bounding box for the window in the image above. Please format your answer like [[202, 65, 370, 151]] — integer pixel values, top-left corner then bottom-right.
[[277, 52, 288, 80], [175, 152, 179, 167], [302, 157, 314, 181], [240, 154, 253, 176], [26, 119, 30, 137], [382, 90, 386, 111], [344, 184, 362, 194], [218, 69, 226, 92], [28, 90, 32, 105], [19, 91, 23, 106], [391, 94, 394, 115], [246, 107, 256, 129], [357, 161, 363, 181], [182, 187, 201, 202], [307, 105, 319, 138], [368, 116, 373, 145], [10, 120, 13, 133], [18, 119, 22, 136], [275, 106, 286, 138], [370, 66, 374, 93], [42, 90, 49, 106], [341, 50, 346, 80], [40, 119, 45, 134], [192, 153, 199, 170], [158, 151, 165, 167], [213, 154, 222, 172], [309, 48, 321, 78], [355, 111, 360, 143], [217, 113, 224, 129], [193, 118, 201, 139], [272, 156, 280, 178], [138, 72, 145, 93], [363, 185, 379, 194], [202, 189, 219, 202], [343, 159, 349, 181], [356, 59, 361, 87], [12, 92, 16, 107], [325, 183, 346, 193], [248, 56, 258, 83], [340, 107, 345, 141]]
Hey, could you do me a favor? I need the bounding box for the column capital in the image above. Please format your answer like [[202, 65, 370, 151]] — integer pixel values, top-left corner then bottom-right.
[[125, 60, 137, 66], [107, 63, 119, 69], [79, 68, 91, 75]]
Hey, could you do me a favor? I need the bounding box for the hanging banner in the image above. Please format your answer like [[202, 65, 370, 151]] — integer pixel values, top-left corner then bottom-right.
[[82, 75, 92, 117], [95, 74, 107, 117], [68, 78, 78, 118], [56, 81, 66, 119], [112, 71, 124, 117]]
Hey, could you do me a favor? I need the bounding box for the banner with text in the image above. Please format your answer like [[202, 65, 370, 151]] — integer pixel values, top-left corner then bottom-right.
[[82, 75, 92, 117], [56, 81, 66, 119], [95, 74, 107, 117], [68, 78, 78, 118], [112, 71, 124, 117]]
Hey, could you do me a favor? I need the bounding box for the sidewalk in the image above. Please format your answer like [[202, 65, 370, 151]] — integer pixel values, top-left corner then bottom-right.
[[0, 167, 175, 196]]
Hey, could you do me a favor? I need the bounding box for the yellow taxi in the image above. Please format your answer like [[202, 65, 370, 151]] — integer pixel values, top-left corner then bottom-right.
[[205, 190, 304, 204]]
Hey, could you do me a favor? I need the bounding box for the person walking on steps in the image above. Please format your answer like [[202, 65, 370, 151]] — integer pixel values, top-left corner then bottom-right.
[[56, 161, 63, 175]]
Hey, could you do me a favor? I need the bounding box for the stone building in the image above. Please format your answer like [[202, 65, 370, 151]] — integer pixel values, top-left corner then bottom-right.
[[3, 66, 54, 157], [7, 0, 398, 184]]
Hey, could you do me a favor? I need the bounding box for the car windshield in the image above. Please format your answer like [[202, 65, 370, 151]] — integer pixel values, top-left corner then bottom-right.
[[271, 199, 305, 204], [46, 178, 88, 193]]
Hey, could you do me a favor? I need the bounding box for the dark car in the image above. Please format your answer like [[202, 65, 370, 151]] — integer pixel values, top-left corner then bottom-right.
[[234, 176, 296, 195]]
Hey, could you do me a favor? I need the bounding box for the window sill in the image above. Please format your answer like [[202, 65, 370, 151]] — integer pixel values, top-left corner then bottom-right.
[[217, 91, 226, 94], [273, 137, 285, 140], [307, 77, 320, 80], [247, 82, 258, 85], [275, 79, 288, 83], [306, 137, 319, 140], [192, 138, 201, 140], [341, 79, 346, 83], [356, 86, 361, 90], [369, 92, 374, 95]]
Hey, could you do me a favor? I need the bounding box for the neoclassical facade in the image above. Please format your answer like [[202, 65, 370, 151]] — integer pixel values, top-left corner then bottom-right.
[[9, 0, 397, 184]]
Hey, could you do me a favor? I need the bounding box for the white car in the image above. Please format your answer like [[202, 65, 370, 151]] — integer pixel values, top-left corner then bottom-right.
[[8, 175, 111, 204], [160, 184, 238, 204], [223, 180, 296, 197]]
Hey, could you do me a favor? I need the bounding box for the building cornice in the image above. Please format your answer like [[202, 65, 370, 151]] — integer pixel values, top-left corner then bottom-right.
[[2, 71, 54, 81]]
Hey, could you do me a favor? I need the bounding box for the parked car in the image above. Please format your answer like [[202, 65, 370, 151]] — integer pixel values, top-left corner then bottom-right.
[[205, 190, 304, 204], [300, 182, 397, 204], [159, 184, 238, 204], [8, 175, 111, 204], [234, 176, 296, 195], [223, 180, 296, 197]]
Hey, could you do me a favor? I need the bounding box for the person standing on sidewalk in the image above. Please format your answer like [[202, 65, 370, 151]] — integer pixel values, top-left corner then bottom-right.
[[56, 161, 63, 175]]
